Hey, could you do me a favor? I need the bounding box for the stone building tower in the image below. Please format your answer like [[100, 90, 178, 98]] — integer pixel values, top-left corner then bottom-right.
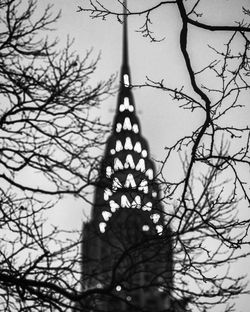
[[75, 2, 187, 311]]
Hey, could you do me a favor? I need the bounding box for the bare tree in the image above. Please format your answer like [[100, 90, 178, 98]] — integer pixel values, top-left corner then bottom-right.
[[0, 0, 114, 311], [1, 0, 250, 311], [75, 1, 250, 312]]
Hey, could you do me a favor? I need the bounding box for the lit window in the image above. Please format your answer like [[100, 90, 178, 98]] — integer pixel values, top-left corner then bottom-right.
[[145, 168, 153, 180], [109, 200, 119, 212], [110, 149, 115, 155], [116, 123, 122, 133], [136, 159, 145, 172], [151, 213, 160, 224], [106, 166, 113, 178], [156, 225, 163, 235], [123, 117, 132, 130], [99, 222, 106, 233], [121, 195, 131, 208], [138, 179, 148, 194], [124, 173, 136, 188], [104, 188, 112, 201], [124, 74, 130, 87], [124, 137, 133, 150], [134, 142, 142, 153], [133, 124, 139, 133], [114, 158, 123, 170], [142, 150, 147, 157], [125, 154, 135, 169], [102, 211, 112, 222], [131, 195, 141, 208], [115, 140, 123, 152], [112, 177, 122, 191], [142, 202, 152, 211], [116, 285, 122, 292], [142, 225, 150, 231], [152, 191, 157, 198]]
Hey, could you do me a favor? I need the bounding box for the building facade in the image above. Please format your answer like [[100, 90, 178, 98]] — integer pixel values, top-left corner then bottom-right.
[[75, 3, 187, 311]]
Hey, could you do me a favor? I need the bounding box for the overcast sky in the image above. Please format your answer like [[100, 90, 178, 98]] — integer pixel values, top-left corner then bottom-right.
[[37, 1, 250, 311]]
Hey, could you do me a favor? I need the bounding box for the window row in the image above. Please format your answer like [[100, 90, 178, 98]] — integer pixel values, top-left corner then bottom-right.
[[110, 138, 147, 158], [119, 96, 134, 112], [116, 119, 139, 133]]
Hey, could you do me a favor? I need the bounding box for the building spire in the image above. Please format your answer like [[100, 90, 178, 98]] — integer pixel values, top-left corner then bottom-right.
[[121, 0, 130, 85], [122, 0, 129, 70]]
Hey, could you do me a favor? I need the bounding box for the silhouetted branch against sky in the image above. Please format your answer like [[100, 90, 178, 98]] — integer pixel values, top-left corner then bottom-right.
[[0, 0, 250, 311]]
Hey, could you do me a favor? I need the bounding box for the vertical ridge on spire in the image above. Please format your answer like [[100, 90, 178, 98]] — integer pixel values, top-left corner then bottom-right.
[[121, 0, 130, 84], [122, 0, 129, 71]]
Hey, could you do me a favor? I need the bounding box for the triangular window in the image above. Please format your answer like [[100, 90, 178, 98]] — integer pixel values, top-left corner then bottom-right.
[[124, 137, 133, 150], [109, 200, 119, 212], [114, 158, 123, 170], [124, 173, 136, 188], [112, 177, 122, 191], [136, 159, 145, 172], [123, 117, 132, 130], [104, 188, 112, 201], [121, 195, 131, 208], [115, 140, 123, 152], [131, 195, 141, 208], [138, 179, 148, 193], [134, 142, 142, 153], [125, 154, 135, 169], [102, 211, 112, 222]]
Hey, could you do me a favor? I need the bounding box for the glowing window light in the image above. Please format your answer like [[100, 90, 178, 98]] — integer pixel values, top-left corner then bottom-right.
[[138, 179, 148, 194], [131, 195, 141, 208], [116, 285, 122, 292], [104, 188, 112, 201], [123, 117, 132, 130], [110, 149, 115, 155], [134, 142, 142, 153], [133, 124, 139, 133], [112, 177, 122, 191], [102, 211, 112, 222], [141, 150, 148, 158], [125, 154, 135, 169], [121, 195, 131, 208], [99, 222, 106, 233], [109, 200, 119, 212], [124, 137, 133, 150], [106, 166, 113, 178], [124, 173, 136, 188], [156, 225, 163, 235], [115, 140, 123, 152], [102, 210, 111, 221], [114, 158, 123, 170], [142, 202, 152, 211], [142, 225, 150, 231], [116, 123, 122, 133], [151, 213, 160, 224], [119, 96, 134, 112], [136, 159, 145, 172], [145, 168, 153, 180], [123, 74, 130, 87], [152, 191, 157, 198]]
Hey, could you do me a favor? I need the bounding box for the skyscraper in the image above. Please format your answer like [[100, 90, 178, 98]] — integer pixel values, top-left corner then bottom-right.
[[75, 2, 187, 311]]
